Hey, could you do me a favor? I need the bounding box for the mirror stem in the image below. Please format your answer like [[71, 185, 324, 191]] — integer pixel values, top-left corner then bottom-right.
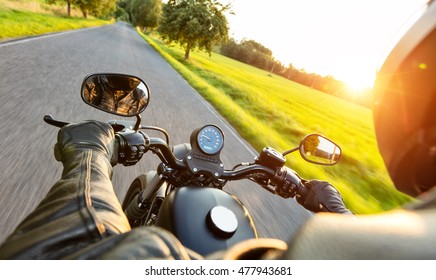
[[282, 147, 299, 156], [134, 114, 141, 131]]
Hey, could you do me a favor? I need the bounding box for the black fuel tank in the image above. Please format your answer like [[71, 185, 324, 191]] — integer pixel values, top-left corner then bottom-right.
[[155, 187, 258, 256]]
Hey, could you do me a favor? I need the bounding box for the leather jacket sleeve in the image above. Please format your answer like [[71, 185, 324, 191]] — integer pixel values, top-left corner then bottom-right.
[[0, 149, 128, 259], [0, 121, 194, 260]]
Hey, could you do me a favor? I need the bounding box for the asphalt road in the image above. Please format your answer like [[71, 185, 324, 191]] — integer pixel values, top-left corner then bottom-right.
[[0, 22, 311, 246]]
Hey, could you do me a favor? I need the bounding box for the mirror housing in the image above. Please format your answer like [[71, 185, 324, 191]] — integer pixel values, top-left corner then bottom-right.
[[299, 134, 341, 165], [81, 73, 150, 117]]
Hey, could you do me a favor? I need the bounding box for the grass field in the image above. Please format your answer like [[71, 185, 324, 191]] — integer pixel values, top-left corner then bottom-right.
[[0, 0, 110, 41], [139, 31, 413, 214]]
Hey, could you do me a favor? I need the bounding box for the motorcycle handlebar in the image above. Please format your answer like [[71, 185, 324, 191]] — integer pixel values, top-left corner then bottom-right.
[[140, 135, 310, 199], [144, 138, 308, 199], [220, 165, 275, 180], [43, 115, 308, 199], [220, 165, 308, 199], [148, 137, 185, 169]]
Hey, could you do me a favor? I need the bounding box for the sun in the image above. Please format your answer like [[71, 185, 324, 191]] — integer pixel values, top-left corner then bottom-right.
[[334, 58, 377, 93], [337, 62, 375, 95], [344, 73, 375, 91]]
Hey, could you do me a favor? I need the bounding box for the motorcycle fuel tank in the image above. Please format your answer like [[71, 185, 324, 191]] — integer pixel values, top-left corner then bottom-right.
[[155, 186, 258, 256]]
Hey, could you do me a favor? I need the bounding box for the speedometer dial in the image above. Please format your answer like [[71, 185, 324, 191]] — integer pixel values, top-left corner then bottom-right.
[[197, 125, 224, 155]]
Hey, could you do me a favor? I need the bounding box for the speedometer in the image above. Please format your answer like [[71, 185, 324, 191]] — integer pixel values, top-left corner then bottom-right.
[[197, 125, 224, 155]]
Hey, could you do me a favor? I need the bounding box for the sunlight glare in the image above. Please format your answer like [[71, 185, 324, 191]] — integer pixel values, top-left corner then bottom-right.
[[342, 71, 376, 91], [334, 55, 377, 91]]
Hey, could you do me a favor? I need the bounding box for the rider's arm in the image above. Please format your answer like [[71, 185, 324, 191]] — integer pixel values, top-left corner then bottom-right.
[[0, 121, 130, 259], [0, 121, 198, 260]]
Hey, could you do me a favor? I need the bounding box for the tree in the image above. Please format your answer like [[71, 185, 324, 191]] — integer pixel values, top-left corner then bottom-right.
[[115, 5, 130, 21], [46, 0, 116, 18], [75, 0, 97, 18], [116, 0, 132, 21], [240, 39, 272, 57], [130, 0, 162, 30], [94, 0, 117, 18], [158, 0, 230, 60], [46, 0, 74, 17], [75, 0, 116, 18], [220, 38, 278, 72]]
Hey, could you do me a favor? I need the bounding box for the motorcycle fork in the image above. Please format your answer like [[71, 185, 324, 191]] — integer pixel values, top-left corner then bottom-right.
[[143, 181, 168, 224]]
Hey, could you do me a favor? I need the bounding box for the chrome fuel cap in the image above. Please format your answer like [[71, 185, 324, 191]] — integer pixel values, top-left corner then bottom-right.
[[206, 206, 238, 238]]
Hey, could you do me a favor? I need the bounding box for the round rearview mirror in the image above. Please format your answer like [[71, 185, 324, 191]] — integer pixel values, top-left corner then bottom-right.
[[300, 134, 341, 165], [81, 73, 150, 117]]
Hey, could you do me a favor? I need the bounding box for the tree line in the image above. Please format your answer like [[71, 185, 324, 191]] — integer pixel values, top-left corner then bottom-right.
[[116, 0, 162, 29], [46, 0, 117, 18], [47, 0, 372, 107]]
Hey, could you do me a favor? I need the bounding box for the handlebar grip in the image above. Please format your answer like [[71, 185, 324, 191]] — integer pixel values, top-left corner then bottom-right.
[[296, 181, 310, 200]]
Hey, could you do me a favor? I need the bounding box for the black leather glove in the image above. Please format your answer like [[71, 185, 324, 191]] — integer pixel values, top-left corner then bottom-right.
[[296, 179, 352, 214], [54, 120, 118, 166]]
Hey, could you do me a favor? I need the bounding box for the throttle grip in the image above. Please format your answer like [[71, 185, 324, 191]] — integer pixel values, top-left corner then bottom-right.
[[295, 181, 309, 200]]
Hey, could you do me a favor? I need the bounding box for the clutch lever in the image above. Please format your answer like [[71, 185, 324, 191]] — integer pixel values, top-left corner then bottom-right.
[[43, 115, 69, 128]]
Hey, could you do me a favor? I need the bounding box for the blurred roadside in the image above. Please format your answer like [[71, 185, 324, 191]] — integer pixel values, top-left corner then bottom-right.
[[0, 0, 111, 42]]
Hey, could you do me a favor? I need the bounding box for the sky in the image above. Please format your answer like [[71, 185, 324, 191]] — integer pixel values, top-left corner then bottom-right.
[[225, 0, 430, 88]]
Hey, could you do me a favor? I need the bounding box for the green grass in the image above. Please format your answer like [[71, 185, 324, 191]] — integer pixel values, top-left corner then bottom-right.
[[139, 31, 413, 214], [0, 0, 110, 41]]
